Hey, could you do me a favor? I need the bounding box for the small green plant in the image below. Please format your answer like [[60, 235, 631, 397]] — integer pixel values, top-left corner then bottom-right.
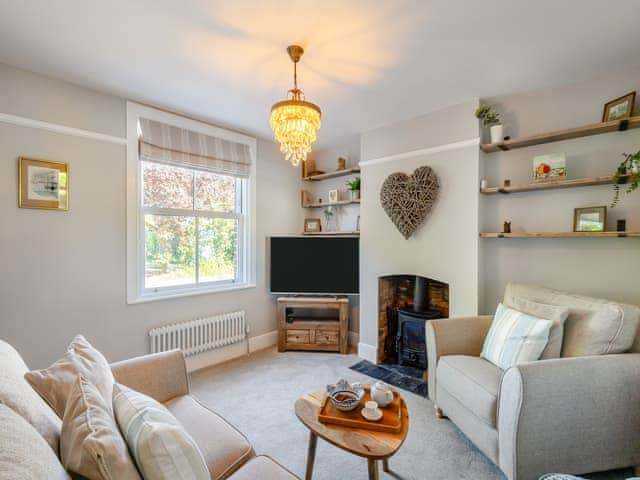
[[346, 176, 361, 191], [323, 206, 334, 223], [475, 105, 500, 127], [611, 150, 640, 207]]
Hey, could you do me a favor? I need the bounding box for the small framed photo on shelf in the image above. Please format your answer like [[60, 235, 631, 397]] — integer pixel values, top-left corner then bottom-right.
[[574, 206, 607, 232], [19, 157, 69, 210], [533, 153, 566, 182], [304, 218, 322, 234], [328, 189, 339, 203], [602, 91, 636, 122]]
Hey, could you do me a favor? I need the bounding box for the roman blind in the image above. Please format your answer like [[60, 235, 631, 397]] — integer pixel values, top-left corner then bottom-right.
[[138, 118, 251, 177]]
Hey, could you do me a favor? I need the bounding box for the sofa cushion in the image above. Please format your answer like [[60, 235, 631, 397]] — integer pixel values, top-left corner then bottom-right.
[[113, 383, 210, 480], [437, 355, 503, 427], [0, 404, 70, 480], [504, 297, 569, 359], [226, 456, 298, 480], [504, 283, 640, 357], [0, 339, 61, 453], [61, 376, 141, 480], [165, 395, 255, 480], [25, 335, 114, 418]]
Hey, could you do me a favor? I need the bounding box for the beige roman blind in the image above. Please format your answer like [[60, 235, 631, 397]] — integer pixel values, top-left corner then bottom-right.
[[138, 118, 251, 177]]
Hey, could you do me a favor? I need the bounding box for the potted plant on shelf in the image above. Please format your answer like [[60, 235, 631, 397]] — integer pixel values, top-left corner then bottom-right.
[[611, 149, 640, 207], [475, 105, 503, 144], [346, 176, 361, 200]]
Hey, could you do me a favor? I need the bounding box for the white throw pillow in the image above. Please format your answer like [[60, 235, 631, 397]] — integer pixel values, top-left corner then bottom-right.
[[481, 303, 552, 370], [113, 383, 209, 480]]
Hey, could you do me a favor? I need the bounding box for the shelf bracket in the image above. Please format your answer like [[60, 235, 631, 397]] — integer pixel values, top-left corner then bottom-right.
[[619, 119, 629, 131], [618, 232, 628, 238], [497, 188, 510, 194], [497, 144, 510, 151]]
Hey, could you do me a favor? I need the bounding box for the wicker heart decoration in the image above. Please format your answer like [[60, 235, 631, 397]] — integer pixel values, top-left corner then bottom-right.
[[380, 166, 440, 239]]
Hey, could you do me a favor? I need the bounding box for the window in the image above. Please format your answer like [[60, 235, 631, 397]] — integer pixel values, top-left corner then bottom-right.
[[126, 102, 256, 303]]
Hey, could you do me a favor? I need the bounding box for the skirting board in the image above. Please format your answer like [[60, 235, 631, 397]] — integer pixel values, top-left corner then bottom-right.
[[358, 342, 377, 363], [186, 330, 278, 373]]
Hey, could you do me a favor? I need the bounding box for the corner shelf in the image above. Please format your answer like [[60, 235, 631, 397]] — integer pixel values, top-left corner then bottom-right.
[[480, 231, 640, 238], [480, 175, 621, 194], [303, 199, 361, 208], [480, 116, 640, 153], [303, 167, 360, 181]]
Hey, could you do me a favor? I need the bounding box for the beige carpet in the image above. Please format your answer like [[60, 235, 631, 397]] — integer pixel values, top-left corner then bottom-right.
[[190, 347, 629, 480]]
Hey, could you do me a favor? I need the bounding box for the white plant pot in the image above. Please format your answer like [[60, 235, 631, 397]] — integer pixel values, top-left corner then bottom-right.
[[490, 124, 504, 144], [350, 190, 360, 200]]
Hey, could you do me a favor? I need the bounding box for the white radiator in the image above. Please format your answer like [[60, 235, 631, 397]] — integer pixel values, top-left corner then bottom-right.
[[149, 311, 247, 357]]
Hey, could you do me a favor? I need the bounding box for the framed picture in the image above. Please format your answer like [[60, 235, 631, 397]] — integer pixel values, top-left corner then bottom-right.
[[533, 153, 567, 182], [304, 218, 322, 233], [19, 157, 68, 210], [328, 189, 339, 203], [602, 91, 636, 122], [574, 206, 606, 232]]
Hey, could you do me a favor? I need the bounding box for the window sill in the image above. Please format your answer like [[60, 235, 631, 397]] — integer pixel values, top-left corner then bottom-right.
[[127, 282, 256, 305]]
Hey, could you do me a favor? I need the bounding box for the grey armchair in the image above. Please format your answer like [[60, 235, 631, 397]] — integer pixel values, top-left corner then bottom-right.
[[426, 283, 640, 480]]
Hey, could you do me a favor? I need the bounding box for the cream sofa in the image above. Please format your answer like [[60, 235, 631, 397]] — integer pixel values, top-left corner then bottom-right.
[[0, 339, 298, 479], [426, 283, 640, 480]]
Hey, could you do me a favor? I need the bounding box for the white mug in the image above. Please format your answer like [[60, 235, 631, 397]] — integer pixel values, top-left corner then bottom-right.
[[364, 401, 379, 414]]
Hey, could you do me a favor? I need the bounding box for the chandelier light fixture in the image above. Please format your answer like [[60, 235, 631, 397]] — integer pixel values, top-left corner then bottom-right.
[[270, 45, 321, 167]]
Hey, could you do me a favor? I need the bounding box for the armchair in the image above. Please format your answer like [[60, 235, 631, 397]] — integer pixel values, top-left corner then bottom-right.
[[426, 283, 640, 480]]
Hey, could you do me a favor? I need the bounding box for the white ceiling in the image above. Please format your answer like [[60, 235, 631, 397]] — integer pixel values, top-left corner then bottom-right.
[[1, 0, 639, 149]]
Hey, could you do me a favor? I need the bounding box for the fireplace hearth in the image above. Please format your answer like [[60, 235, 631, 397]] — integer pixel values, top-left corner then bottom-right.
[[378, 275, 449, 369]]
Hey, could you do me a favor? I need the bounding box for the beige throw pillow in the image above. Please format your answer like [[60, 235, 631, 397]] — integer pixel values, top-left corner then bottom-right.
[[0, 404, 70, 480], [61, 375, 141, 480], [505, 296, 569, 359], [25, 335, 114, 418], [113, 383, 210, 480]]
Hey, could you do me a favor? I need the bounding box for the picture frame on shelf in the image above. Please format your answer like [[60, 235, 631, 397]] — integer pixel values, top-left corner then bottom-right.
[[602, 91, 636, 122], [304, 218, 322, 233], [19, 157, 69, 210], [533, 153, 566, 182], [574, 206, 606, 232], [328, 189, 339, 203]]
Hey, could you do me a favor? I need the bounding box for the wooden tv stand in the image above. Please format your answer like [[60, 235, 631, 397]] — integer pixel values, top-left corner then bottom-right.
[[277, 297, 349, 354]]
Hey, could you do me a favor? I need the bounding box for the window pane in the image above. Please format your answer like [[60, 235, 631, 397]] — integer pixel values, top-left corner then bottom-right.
[[142, 161, 193, 209], [195, 171, 236, 212], [198, 218, 237, 283], [144, 215, 195, 288]]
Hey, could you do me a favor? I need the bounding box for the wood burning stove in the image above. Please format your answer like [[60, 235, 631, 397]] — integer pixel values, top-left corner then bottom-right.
[[396, 307, 440, 368]]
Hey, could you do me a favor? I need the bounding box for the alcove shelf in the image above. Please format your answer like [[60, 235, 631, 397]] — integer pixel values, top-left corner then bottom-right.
[[480, 175, 623, 194], [301, 231, 360, 236], [303, 199, 361, 208], [303, 167, 360, 181], [480, 231, 640, 238], [480, 116, 640, 153]]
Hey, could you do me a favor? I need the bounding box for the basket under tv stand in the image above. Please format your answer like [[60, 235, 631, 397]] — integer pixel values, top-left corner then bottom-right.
[[277, 296, 349, 354]]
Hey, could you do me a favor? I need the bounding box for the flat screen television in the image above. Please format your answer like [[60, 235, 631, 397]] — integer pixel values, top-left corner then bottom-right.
[[269, 236, 359, 295]]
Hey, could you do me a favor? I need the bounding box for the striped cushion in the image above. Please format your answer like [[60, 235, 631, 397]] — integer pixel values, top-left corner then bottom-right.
[[481, 303, 552, 370], [113, 383, 209, 480]]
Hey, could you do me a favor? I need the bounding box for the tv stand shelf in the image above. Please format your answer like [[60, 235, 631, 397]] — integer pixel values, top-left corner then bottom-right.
[[277, 297, 349, 354]]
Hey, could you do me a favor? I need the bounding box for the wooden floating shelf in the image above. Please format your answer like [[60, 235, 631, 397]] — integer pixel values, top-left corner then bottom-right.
[[303, 167, 360, 181], [480, 116, 640, 153], [480, 231, 640, 238], [303, 199, 361, 208], [481, 175, 621, 194], [301, 231, 360, 236]]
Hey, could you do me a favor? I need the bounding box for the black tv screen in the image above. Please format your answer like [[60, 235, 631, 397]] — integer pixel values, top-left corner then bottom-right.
[[269, 236, 359, 294]]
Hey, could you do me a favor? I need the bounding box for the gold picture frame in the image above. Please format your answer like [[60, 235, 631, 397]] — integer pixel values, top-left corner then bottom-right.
[[573, 206, 606, 232], [602, 91, 636, 122], [19, 157, 69, 210], [304, 218, 322, 233]]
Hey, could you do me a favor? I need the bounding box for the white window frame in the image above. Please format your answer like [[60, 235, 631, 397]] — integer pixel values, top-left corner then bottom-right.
[[126, 102, 256, 304]]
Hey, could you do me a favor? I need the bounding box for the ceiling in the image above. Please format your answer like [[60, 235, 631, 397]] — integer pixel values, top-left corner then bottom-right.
[[1, 0, 639, 149]]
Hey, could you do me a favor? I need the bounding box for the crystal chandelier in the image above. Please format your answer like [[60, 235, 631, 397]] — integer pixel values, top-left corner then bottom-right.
[[270, 45, 321, 167]]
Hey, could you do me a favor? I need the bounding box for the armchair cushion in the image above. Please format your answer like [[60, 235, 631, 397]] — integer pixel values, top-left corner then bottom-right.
[[437, 355, 502, 427]]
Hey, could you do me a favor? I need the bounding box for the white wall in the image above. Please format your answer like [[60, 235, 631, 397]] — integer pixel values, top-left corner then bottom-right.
[[479, 68, 640, 313], [0, 63, 302, 368], [358, 101, 480, 360]]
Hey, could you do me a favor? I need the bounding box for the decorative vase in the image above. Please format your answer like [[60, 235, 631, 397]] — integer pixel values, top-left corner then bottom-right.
[[490, 124, 504, 144], [350, 190, 360, 200]]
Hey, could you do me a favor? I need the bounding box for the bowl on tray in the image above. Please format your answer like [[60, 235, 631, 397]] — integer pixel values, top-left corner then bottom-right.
[[326, 379, 364, 412]]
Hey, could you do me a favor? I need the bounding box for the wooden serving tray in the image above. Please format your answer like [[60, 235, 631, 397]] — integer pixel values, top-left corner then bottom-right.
[[318, 386, 403, 434]]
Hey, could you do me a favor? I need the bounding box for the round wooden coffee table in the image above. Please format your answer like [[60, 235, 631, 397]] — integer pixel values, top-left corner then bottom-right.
[[294, 388, 409, 480]]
